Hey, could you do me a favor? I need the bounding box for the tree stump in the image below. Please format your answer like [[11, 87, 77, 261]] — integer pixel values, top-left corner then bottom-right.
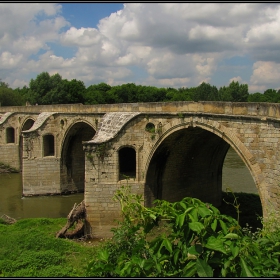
[[56, 200, 87, 239], [1, 214, 17, 224]]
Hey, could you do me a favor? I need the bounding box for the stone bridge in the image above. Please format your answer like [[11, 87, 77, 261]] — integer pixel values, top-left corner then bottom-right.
[[1, 101, 280, 237]]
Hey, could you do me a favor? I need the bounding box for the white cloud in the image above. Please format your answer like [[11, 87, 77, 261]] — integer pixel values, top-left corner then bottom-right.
[[0, 52, 23, 69], [229, 76, 244, 84], [60, 27, 102, 47], [250, 61, 280, 91], [1, 3, 280, 93]]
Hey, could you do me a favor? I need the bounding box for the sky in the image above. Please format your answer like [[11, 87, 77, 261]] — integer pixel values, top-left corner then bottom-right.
[[0, 2, 280, 93]]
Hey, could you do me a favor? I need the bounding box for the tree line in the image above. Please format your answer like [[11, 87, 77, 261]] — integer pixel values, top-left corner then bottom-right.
[[0, 72, 280, 106]]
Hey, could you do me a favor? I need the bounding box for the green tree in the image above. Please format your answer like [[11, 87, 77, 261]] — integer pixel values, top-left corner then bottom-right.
[[109, 83, 139, 103], [136, 86, 167, 102], [0, 81, 24, 106], [41, 73, 65, 104], [63, 79, 86, 104], [13, 86, 29, 106], [193, 82, 219, 101], [228, 81, 249, 102], [28, 72, 52, 104], [247, 92, 266, 102], [85, 82, 112, 104], [166, 87, 195, 101], [27, 72, 86, 105], [263, 89, 280, 103], [219, 86, 233, 101]]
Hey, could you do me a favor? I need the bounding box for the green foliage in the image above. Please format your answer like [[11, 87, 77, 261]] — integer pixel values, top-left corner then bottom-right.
[[0, 82, 24, 106], [262, 89, 280, 103], [3, 71, 280, 106], [193, 82, 220, 101], [84, 82, 112, 104], [26, 72, 86, 105], [86, 185, 280, 277]]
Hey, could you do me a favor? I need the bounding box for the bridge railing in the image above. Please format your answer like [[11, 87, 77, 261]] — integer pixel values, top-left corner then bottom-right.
[[1, 101, 280, 119]]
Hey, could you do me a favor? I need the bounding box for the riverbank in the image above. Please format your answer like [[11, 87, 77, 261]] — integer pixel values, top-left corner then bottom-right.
[[0, 192, 264, 277], [0, 163, 19, 173], [0, 217, 98, 277]]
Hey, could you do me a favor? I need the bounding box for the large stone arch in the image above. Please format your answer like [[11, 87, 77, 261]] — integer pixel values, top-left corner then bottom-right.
[[144, 118, 266, 216], [60, 121, 96, 193]]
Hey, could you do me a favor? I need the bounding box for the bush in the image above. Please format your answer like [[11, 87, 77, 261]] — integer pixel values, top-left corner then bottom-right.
[[86, 185, 280, 277]]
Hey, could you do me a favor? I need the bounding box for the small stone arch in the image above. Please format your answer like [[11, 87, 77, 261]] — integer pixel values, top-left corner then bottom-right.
[[43, 134, 55, 157], [19, 117, 36, 170], [118, 145, 136, 181], [6, 127, 15, 143]]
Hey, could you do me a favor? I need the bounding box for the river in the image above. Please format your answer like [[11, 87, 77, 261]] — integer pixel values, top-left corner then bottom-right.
[[0, 147, 257, 220]]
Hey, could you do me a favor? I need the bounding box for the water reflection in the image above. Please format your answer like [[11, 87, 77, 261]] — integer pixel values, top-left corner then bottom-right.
[[0, 173, 84, 220], [222, 147, 257, 194], [0, 147, 258, 219]]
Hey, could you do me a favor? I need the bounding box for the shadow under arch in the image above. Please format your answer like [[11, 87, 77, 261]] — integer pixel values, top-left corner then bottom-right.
[[118, 145, 137, 181], [19, 118, 36, 171], [60, 121, 96, 193], [144, 121, 265, 216]]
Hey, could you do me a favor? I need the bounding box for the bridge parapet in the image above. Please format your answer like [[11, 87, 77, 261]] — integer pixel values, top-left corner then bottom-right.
[[1, 102, 280, 120]]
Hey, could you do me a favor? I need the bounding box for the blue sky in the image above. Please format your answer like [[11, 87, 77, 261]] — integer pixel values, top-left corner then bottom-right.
[[0, 3, 280, 93]]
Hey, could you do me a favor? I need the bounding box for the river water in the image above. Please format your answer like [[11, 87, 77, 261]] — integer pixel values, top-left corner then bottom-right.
[[0, 147, 257, 220]]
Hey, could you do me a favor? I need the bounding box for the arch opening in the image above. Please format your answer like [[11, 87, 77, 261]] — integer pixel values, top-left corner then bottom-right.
[[43, 134, 55, 156], [61, 122, 95, 193], [20, 119, 35, 171], [119, 147, 136, 180], [6, 127, 15, 143], [145, 127, 230, 208]]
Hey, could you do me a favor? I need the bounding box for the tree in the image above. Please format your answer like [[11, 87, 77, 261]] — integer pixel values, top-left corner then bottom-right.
[[85, 83, 112, 104], [263, 89, 280, 103], [0, 81, 24, 106], [219, 86, 233, 101], [28, 72, 52, 104], [166, 87, 196, 101], [64, 79, 86, 104], [247, 92, 266, 102], [41, 73, 65, 104], [26, 72, 86, 105], [193, 82, 219, 101], [221, 81, 249, 102]]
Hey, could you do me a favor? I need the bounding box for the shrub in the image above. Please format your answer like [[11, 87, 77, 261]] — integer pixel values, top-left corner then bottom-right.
[[86, 185, 280, 277]]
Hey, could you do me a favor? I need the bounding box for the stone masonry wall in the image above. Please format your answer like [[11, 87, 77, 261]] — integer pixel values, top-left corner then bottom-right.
[[21, 113, 100, 196], [84, 110, 280, 236], [1, 102, 280, 236]]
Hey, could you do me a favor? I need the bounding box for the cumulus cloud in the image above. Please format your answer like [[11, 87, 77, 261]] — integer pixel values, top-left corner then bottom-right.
[[60, 27, 102, 47], [1, 3, 280, 92], [250, 61, 280, 92], [229, 76, 244, 84]]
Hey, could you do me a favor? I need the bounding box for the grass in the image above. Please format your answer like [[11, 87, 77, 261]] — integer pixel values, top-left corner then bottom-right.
[[0, 218, 98, 277]]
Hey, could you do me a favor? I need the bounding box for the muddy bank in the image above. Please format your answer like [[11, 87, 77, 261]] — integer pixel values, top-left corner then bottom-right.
[[0, 163, 19, 174]]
